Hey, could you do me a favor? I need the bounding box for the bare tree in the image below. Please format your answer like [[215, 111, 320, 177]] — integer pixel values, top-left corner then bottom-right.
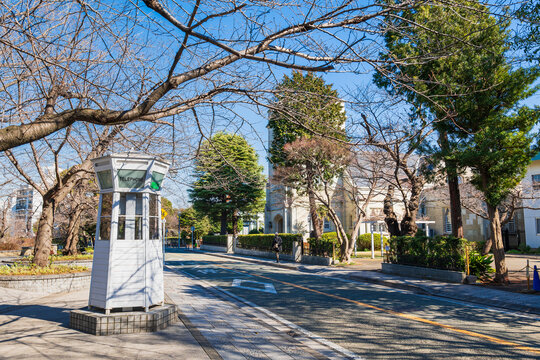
[[458, 181, 540, 254], [274, 137, 353, 261], [4, 126, 120, 266], [357, 108, 432, 237], [344, 147, 388, 253], [3, 0, 496, 151]]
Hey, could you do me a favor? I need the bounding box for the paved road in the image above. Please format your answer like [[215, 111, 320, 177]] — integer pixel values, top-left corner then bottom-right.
[[166, 251, 540, 360]]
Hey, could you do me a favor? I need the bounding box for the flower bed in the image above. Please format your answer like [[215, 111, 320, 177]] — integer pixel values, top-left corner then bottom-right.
[[0, 263, 88, 276]]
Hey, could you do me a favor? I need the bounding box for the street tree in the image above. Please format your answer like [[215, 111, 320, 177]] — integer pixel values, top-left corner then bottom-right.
[[373, 0, 513, 239], [269, 71, 346, 240], [373, 0, 539, 283], [1, 0, 432, 151], [55, 176, 99, 255], [4, 126, 121, 266], [178, 207, 212, 242], [353, 94, 432, 238], [345, 148, 388, 250], [189, 132, 265, 238], [274, 137, 353, 261]]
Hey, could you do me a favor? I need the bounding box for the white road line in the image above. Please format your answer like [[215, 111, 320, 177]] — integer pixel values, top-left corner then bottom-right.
[[172, 266, 362, 360]]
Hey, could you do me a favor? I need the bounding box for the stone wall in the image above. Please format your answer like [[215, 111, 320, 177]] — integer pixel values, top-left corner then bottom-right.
[[0, 272, 91, 293]]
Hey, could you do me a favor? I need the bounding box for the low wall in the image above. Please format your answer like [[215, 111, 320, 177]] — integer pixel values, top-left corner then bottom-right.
[[200, 244, 227, 253], [234, 248, 294, 262], [0, 272, 91, 293], [381, 263, 467, 283], [301, 255, 333, 266], [0, 250, 21, 257]]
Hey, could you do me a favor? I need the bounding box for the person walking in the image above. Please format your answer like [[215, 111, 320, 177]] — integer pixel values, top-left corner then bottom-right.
[[272, 232, 282, 263]]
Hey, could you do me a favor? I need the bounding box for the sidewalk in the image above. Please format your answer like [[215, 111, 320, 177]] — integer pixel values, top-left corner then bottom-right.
[[198, 250, 540, 316], [0, 269, 354, 360]]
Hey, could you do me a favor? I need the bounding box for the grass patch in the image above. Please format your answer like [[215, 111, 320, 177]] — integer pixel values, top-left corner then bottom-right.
[[51, 254, 93, 261], [21, 253, 93, 263], [0, 263, 89, 276]]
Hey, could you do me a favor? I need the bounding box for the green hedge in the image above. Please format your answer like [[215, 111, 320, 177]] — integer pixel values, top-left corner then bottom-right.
[[202, 235, 228, 247], [236, 233, 301, 254], [356, 233, 389, 251], [308, 232, 341, 258], [388, 235, 466, 271]]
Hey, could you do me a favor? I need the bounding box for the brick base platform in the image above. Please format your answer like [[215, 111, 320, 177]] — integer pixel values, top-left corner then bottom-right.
[[70, 304, 177, 335]]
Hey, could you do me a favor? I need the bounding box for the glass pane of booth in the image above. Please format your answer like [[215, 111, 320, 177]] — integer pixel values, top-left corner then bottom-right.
[[117, 193, 143, 240], [99, 218, 111, 240], [118, 169, 146, 188], [150, 217, 159, 239], [97, 170, 113, 190], [149, 194, 158, 217], [135, 217, 142, 240], [117, 217, 125, 240], [151, 172, 165, 190], [101, 193, 113, 216]]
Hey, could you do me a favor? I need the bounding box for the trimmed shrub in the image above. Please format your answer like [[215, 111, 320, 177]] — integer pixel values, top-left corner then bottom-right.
[[236, 233, 301, 254], [356, 233, 388, 251], [468, 251, 494, 280], [308, 232, 340, 258], [388, 235, 467, 272], [202, 235, 228, 247]]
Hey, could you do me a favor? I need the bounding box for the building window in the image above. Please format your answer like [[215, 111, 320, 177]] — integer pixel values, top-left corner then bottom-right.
[[536, 218, 540, 235], [324, 218, 330, 229], [533, 174, 540, 190], [443, 209, 452, 234], [506, 219, 516, 234]]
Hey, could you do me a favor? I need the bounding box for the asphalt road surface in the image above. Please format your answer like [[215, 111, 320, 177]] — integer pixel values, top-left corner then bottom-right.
[[166, 251, 540, 359]]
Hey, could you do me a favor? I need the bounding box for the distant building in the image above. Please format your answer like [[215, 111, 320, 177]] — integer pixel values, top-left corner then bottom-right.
[[10, 186, 42, 237], [522, 153, 540, 248]]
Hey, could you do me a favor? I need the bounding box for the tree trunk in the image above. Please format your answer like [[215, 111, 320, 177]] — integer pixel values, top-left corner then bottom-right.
[[400, 178, 422, 236], [220, 209, 228, 235], [383, 185, 400, 237], [349, 213, 364, 260], [447, 172, 464, 238], [327, 208, 350, 262], [440, 133, 464, 238], [307, 188, 323, 240], [487, 204, 508, 283], [231, 210, 239, 238], [482, 238, 492, 255], [33, 197, 55, 267], [63, 207, 82, 255]]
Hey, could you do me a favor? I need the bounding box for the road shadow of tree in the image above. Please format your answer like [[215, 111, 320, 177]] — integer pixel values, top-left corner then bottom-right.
[[165, 256, 540, 359]]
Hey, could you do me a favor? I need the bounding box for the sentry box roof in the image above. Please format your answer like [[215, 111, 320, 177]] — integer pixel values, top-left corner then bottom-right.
[[92, 152, 170, 193]]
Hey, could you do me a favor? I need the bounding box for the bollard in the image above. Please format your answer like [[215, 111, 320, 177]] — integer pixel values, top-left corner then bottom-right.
[[533, 265, 540, 291]]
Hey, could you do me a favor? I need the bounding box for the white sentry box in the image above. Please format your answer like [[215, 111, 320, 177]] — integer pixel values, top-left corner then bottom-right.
[[89, 152, 170, 313]]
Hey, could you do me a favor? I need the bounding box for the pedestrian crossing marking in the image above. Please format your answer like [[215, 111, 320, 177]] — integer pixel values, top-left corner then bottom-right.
[[232, 279, 277, 294]]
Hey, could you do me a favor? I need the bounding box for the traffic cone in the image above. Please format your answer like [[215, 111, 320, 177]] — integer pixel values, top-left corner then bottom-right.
[[534, 265, 540, 291]]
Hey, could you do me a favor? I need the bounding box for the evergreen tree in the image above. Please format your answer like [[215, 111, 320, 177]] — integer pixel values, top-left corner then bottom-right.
[[375, 0, 540, 283], [189, 132, 266, 237], [268, 71, 346, 239]]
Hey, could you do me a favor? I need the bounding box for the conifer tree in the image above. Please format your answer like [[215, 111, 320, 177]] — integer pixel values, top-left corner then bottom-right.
[[268, 71, 346, 239], [189, 132, 266, 237]]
